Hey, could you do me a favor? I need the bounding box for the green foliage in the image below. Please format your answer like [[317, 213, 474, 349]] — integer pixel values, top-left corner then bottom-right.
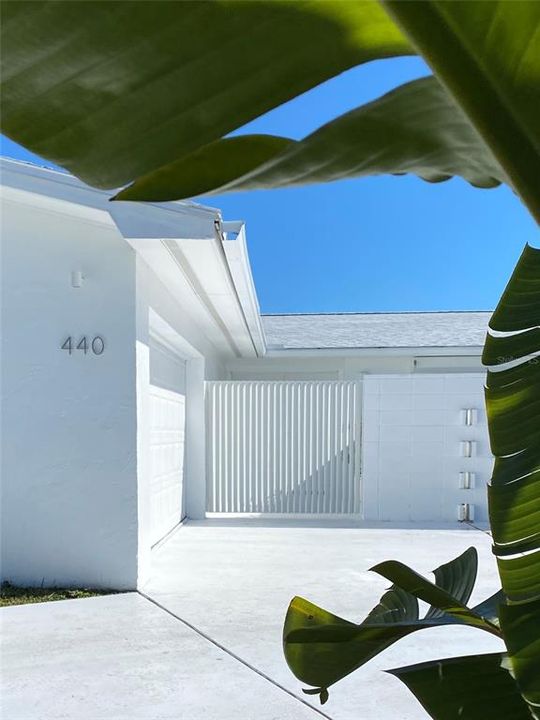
[[283, 549, 503, 703], [284, 245, 540, 718], [482, 245, 540, 717], [3, 1, 539, 222], [382, 0, 540, 223], [0, 1, 409, 189], [388, 653, 532, 720], [116, 77, 504, 201], [2, 2, 540, 717], [0, 581, 116, 607]]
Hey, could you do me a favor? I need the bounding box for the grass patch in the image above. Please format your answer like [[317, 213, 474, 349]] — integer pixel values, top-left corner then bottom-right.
[[0, 581, 119, 607]]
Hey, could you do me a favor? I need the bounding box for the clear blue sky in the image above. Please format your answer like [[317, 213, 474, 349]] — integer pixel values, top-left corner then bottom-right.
[[2, 57, 537, 314]]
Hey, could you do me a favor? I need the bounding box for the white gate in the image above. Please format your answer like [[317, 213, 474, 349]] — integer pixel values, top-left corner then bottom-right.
[[206, 381, 361, 515]]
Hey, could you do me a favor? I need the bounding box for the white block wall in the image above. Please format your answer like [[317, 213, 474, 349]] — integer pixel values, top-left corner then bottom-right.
[[1, 195, 139, 589], [362, 374, 493, 524]]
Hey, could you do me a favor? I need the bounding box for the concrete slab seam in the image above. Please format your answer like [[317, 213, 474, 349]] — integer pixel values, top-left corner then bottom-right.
[[137, 590, 334, 719]]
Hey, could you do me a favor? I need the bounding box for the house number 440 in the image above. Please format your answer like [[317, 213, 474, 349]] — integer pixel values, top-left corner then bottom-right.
[[61, 336, 105, 355]]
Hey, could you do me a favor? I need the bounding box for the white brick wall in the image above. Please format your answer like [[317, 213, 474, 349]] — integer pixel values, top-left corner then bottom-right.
[[362, 374, 493, 524]]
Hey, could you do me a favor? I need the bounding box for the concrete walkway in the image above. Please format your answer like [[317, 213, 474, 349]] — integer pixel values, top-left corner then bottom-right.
[[3, 523, 504, 719], [2, 592, 323, 720]]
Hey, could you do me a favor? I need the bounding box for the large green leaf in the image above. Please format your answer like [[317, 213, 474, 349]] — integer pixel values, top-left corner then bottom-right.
[[382, 0, 540, 223], [483, 245, 540, 598], [425, 545, 478, 618], [499, 599, 540, 715], [370, 555, 500, 635], [116, 76, 504, 201], [283, 549, 502, 703], [0, 0, 410, 189], [482, 244, 540, 718], [389, 653, 532, 720]]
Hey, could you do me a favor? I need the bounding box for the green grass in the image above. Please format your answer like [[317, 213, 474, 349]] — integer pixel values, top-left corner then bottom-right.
[[0, 581, 118, 607]]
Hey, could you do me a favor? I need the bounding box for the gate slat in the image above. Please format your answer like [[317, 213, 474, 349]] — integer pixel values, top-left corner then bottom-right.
[[206, 381, 360, 515]]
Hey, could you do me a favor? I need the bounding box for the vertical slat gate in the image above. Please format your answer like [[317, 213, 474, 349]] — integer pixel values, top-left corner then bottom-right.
[[206, 381, 361, 515]]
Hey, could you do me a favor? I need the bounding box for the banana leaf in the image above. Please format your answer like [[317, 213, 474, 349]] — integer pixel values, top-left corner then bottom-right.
[[283, 548, 502, 703], [116, 76, 504, 201], [389, 653, 532, 720], [0, 0, 410, 189], [482, 244, 540, 718]]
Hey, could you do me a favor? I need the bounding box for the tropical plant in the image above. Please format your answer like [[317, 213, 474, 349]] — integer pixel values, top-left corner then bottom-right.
[[283, 241, 540, 718], [1, 2, 538, 222], [1, 2, 539, 718]]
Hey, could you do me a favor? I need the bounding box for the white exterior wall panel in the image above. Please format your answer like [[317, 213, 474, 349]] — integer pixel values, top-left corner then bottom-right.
[[362, 374, 493, 523], [1, 195, 139, 589], [148, 341, 187, 546]]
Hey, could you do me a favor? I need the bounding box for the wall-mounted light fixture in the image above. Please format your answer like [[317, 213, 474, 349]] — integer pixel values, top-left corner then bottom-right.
[[461, 408, 478, 426], [71, 271, 84, 288], [459, 471, 475, 489], [458, 503, 475, 522], [460, 440, 477, 457]]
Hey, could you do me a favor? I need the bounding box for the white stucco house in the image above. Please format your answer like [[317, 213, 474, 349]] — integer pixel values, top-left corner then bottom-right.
[[1, 158, 493, 589]]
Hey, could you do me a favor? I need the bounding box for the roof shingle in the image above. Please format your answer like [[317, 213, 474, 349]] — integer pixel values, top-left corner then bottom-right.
[[261, 312, 491, 349]]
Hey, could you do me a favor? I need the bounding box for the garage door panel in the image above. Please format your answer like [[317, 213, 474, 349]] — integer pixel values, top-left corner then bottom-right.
[[148, 342, 186, 547]]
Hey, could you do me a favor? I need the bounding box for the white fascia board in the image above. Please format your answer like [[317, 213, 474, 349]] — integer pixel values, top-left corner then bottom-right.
[[264, 346, 483, 358], [221, 224, 266, 357], [0, 183, 112, 227], [107, 201, 219, 242], [1, 157, 221, 233], [177, 236, 258, 358]]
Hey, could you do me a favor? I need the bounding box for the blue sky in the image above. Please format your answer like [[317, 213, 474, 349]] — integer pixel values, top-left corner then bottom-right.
[[2, 57, 538, 314]]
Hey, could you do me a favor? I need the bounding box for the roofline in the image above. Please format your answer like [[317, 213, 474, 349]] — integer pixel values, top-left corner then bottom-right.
[[264, 346, 484, 358], [0, 156, 222, 218], [1, 156, 265, 359], [262, 310, 493, 317]]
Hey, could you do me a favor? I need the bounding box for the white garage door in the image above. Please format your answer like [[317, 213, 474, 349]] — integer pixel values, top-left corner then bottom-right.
[[149, 340, 186, 546], [362, 373, 493, 524]]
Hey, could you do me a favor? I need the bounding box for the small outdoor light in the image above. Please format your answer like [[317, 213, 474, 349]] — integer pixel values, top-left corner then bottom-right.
[[461, 408, 478, 426], [458, 503, 475, 522], [459, 471, 475, 489], [71, 270, 84, 288], [460, 440, 477, 457]]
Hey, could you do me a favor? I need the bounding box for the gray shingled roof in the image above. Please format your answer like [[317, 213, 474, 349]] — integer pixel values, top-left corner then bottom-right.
[[261, 312, 492, 349]]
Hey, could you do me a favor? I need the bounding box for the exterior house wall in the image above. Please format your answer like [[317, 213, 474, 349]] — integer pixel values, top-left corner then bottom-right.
[[1, 195, 139, 589], [223, 355, 491, 525], [362, 373, 492, 523], [226, 353, 484, 381], [1, 162, 250, 590]]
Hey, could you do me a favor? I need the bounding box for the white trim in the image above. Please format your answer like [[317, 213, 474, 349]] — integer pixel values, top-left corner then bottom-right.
[[1, 157, 220, 222], [264, 347, 483, 358], [206, 512, 363, 521], [221, 224, 266, 356]]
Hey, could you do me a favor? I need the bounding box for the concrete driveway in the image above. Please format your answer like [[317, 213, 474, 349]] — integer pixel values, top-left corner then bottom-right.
[[3, 522, 504, 719]]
